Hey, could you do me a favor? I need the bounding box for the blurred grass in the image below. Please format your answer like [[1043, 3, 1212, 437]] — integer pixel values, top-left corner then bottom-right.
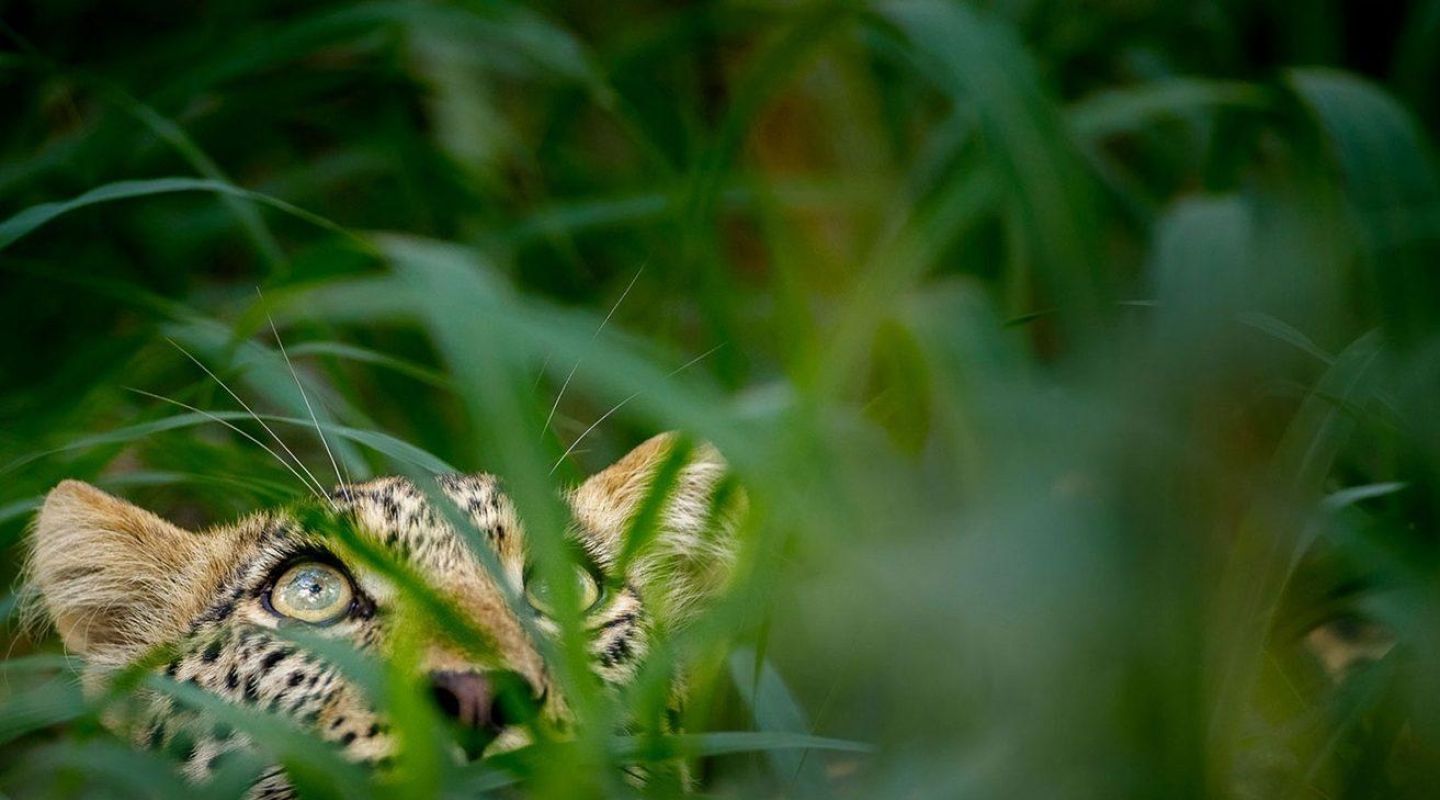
[[5, 0, 1440, 797]]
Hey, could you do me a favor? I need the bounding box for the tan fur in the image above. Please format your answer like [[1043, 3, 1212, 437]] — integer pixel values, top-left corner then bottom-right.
[[29, 480, 243, 666], [1306, 618, 1396, 681], [571, 434, 742, 624]]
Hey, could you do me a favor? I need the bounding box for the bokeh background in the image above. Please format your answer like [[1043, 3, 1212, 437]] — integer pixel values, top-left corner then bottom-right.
[[4, 0, 1440, 797]]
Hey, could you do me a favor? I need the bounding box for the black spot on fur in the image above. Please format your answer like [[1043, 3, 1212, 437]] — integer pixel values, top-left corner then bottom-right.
[[164, 659, 180, 677], [201, 639, 223, 663], [600, 612, 637, 630], [243, 675, 261, 704], [601, 631, 634, 667], [258, 521, 294, 545], [340, 731, 357, 746], [260, 648, 291, 673], [204, 600, 236, 623], [330, 716, 346, 730], [226, 667, 240, 690], [365, 723, 380, 738], [288, 672, 305, 687]]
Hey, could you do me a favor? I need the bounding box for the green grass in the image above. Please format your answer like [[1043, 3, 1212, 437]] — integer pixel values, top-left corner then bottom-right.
[[5, 0, 1440, 797]]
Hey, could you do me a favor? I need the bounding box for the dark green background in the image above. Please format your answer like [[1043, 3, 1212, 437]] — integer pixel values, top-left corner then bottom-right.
[[4, 1, 1440, 797]]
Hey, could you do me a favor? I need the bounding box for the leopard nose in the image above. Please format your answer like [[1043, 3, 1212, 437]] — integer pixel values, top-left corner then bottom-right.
[[430, 670, 500, 731], [429, 670, 538, 732]]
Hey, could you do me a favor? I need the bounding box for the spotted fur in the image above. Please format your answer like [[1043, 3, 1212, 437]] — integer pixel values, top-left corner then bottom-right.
[[25, 434, 739, 795]]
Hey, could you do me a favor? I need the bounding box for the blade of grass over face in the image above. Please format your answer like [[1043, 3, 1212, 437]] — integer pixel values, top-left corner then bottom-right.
[[612, 434, 692, 576], [381, 238, 602, 728]]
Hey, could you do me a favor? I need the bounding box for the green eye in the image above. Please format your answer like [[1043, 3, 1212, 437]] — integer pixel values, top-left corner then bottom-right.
[[524, 564, 602, 617], [270, 561, 353, 624]]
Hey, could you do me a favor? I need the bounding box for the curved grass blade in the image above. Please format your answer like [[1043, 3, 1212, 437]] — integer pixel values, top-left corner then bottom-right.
[[3, 412, 453, 478], [616, 730, 873, 759], [0, 177, 360, 253], [1067, 78, 1269, 141], [155, 2, 607, 106], [728, 647, 829, 792], [0, 675, 88, 747], [286, 342, 451, 389], [1210, 330, 1387, 754]]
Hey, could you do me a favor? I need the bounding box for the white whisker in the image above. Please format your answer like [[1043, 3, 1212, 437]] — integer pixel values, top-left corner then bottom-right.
[[258, 287, 348, 491], [550, 343, 722, 474], [124, 387, 328, 504], [542, 266, 643, 440], [550, 395, 635, 474], [165, 337, 333, 506]]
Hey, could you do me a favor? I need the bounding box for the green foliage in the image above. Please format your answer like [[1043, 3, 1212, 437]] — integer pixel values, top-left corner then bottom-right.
[[4, 0, 1440, 797]]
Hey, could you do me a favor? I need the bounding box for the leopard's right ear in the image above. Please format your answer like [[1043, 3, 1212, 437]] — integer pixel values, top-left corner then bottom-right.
[[28, 480, 218, 664]]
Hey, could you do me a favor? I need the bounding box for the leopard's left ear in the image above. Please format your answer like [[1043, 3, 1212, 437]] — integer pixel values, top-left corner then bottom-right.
[[570, 433, 744, 623]]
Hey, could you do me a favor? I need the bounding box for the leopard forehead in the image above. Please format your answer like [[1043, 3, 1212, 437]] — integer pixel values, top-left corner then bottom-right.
[[331, 472, 532, 585]]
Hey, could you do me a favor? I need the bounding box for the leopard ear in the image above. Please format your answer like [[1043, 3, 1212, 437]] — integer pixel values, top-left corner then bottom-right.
[[571, 433, 744, 624], [28, 480, 220, 665]]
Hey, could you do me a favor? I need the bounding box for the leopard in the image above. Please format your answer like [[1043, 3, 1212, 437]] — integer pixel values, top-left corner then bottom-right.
[[24, 433, 741, 797]]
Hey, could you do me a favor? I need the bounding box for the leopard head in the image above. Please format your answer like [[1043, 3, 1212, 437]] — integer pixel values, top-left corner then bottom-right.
[[25, 434, 740, 791]]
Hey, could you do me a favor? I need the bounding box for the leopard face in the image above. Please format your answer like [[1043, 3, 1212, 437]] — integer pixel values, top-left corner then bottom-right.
[[25, 434, 738, 794]]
